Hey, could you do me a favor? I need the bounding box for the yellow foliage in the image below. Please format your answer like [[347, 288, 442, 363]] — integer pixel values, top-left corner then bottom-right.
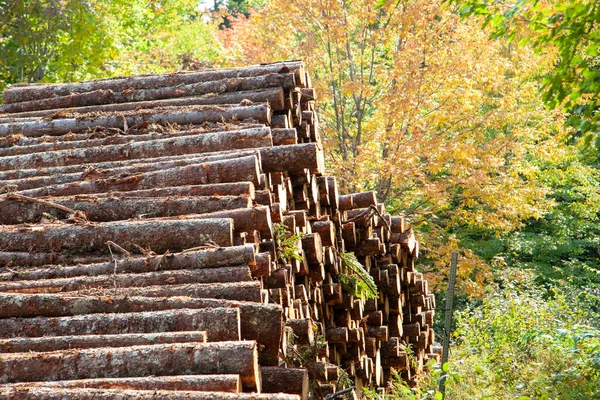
[[221, 0, 565, 295]]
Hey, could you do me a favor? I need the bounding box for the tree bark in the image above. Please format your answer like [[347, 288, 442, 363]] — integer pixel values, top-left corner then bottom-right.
[[0, 244, 256, 281], [0, 149, 258, 183], [3, 61, 303, 102], [0, 308, 241, 342], [0, 218, 233, 253], [0, 331, 208, 353], [259, 143, 325, 175], [0, 294, 282, 361], [0, 105, 270, 138], [0, 387, 302, 400], [271, 128, 297, 146], [18, 156, 261, 197], [261, 367, 308, 400], [1, 87, 286, 116], [0, 195, 252, 224], [0, 127, 272, 171], [0, 375, 241, 393], [182, 206, 273, 240], [74, 281, 265, 303], [0, 341, 261, 391], [0, 266, 252, 293]]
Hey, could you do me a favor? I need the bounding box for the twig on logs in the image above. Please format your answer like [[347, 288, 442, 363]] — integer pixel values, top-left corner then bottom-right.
[[5, 193, 78, 215], [180, 241, 221, 254], [342, 204, 392, 234]]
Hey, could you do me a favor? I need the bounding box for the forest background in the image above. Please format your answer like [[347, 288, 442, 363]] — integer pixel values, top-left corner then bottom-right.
[[1, 0, 598, 398]]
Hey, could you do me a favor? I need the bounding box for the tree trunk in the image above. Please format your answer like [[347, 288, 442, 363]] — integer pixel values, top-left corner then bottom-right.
[[0, 266, 252, 293], [0, 308, 241, 342], [271, 128, 298, 145], [0, 341, 261, 391], [3, 61, 303, 102], [0, 331, 208, 353], [0, 293, 282, 361], [0, 387, 302, 400], [0, 127, 272, 171], [0, 218, 234, 253], [261, 367, 308, 400], [0, 149, 258, 183], [259, 143, 325, 174], [0, 244, 256, 281], [0, 105, 270, 137], [1, 87, 286, 116], [18, 156, 260, 197], [0, 375, 241, 393], [75, 281, 265, 303], [0, 124, 265, 157], [0, 195, 252, 224], [182, 206, 273, 240]]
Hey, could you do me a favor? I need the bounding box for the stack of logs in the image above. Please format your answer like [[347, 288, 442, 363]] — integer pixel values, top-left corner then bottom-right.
[[0, 61, 438, 399]]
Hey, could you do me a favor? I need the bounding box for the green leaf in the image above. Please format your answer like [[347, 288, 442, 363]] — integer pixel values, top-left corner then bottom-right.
[[442, 362, 450, 372]]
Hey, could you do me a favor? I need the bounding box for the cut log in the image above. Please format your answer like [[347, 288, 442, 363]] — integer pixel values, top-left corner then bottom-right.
[[0, 245, 256, 281], [0, 127, 272, 170], [271, 128, 298, 145], [259, 143, 325, 174], [0, 218, 233, 253], [0, 308, 241, 342], [0, 375, 241, 393], [18, 156, 261, 197], [0, 146, 259, 182], [183, 206, 273, 240], [0, 195, 252, 224], [1, 87, 286, 117], [0, 331, 208, 353], [0, 105, 271, 137], [3, 61, 303, 102], [75, 281, 265, 303], [261, 367, 309, 400], [0, 294, 281, 352], [0, 387, 302, 400], [0, 341, 261, 391], [0, 266, 252, 293]]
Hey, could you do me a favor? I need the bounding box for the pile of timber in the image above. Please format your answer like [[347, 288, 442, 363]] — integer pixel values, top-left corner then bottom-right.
[[0, 61, 438, 399]]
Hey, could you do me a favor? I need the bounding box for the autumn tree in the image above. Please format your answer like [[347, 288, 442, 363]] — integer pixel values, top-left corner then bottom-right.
[[0, 0, 115, 85], [220, 0, 565, 293], [448, 0, 600, 146]]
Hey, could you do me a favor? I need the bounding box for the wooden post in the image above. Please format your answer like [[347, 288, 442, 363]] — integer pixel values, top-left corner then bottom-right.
[[439, 252, 458, 398]]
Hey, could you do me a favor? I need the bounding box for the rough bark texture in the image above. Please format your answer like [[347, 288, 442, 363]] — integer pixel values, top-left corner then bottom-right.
[[0, 147, 259, 182], [0, 331, 208, 353], [0, 124, 265, 157], [259, 143, 325, 174], [1, 87, 286, 116], [271, 128, 297, 146], [0, 105, 271, 137], [0, 196, 252, 224], [0, 341, 260, 391], [182, 206, 273, 239], [18, 156, 261, 197], [0, 218, 233, 253], [0, 128, 272, 170], [0, 294, 282, 360], [0, 266, 252, 293], [260, 367, 309, 400], [0, 308, 240, 342], [0, 387, 301, 400], [3, 62, 302, 102], [0, 375, 241, 393], [0, 245, 256, 281], [74, 281, 265, 303]]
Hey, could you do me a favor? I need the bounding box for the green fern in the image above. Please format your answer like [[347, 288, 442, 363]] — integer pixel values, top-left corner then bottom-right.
[[338, 252, 378, 300], [274, 223, 303, 263]]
